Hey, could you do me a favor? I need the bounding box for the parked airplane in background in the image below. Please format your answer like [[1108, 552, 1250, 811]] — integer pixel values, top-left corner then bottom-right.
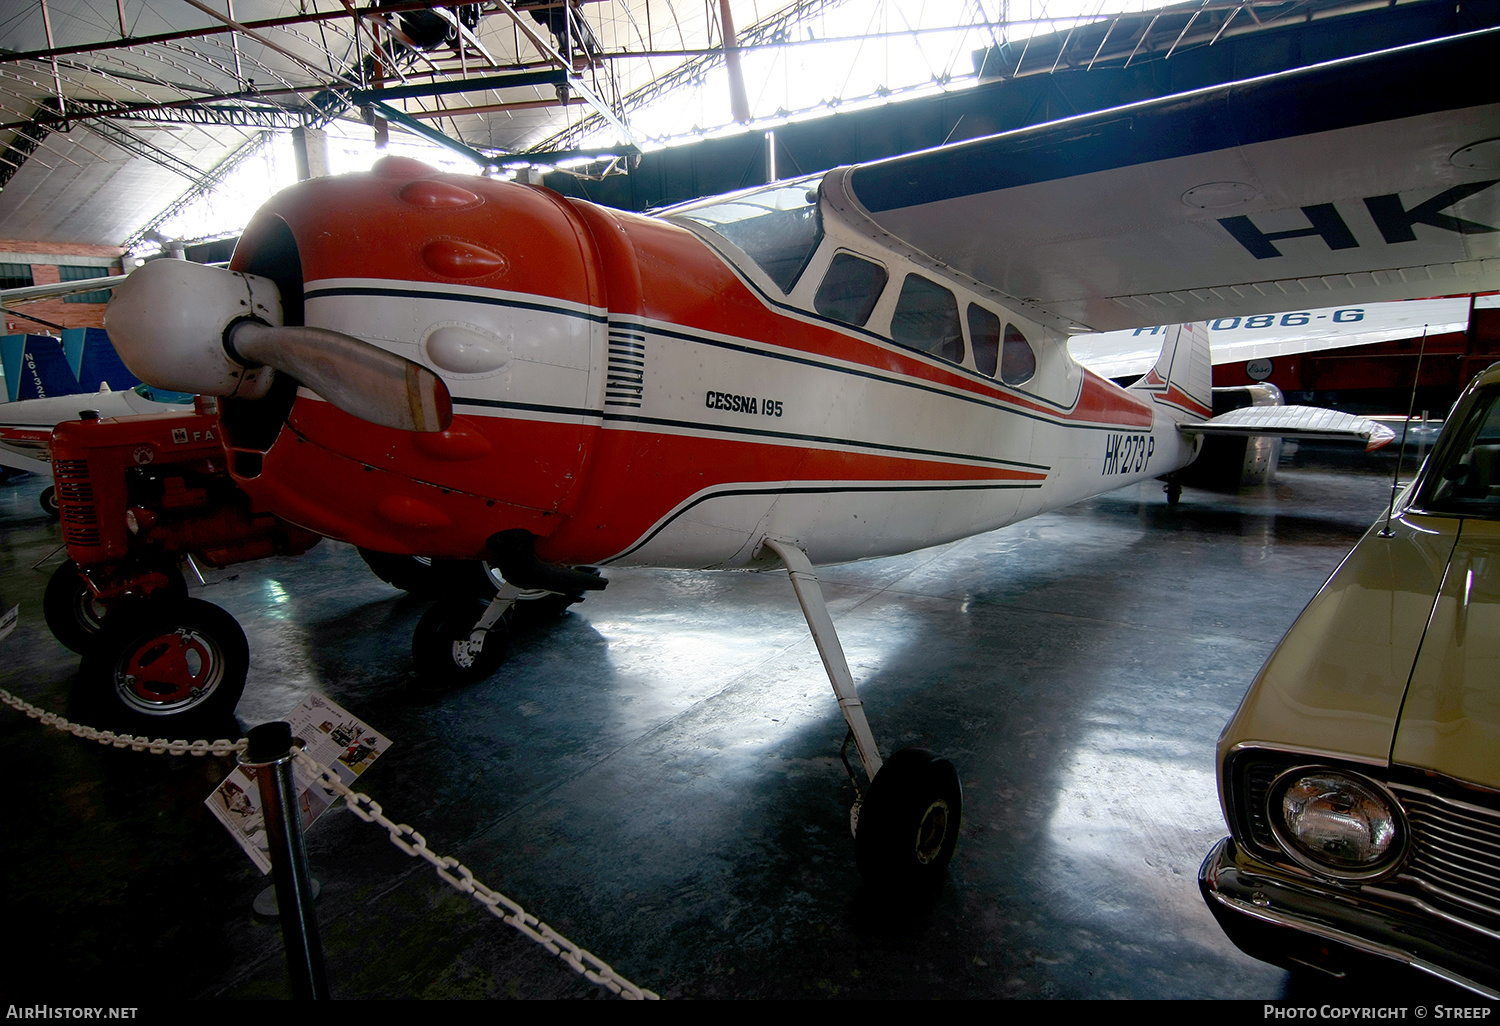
[[98, 27, 1500, 885], [0, 384, 194, 514], [1069, 297, 1478, 382], [0, 383, 194, 474]]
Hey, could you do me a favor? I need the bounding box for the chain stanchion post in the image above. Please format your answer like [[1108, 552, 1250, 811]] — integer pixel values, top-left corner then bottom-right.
[[1, 686, 658, 999], [241, 721, 329, 1000]]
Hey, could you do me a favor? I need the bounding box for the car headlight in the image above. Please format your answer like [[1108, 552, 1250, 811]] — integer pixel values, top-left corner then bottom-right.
[[1268, 768, 1406, 880]]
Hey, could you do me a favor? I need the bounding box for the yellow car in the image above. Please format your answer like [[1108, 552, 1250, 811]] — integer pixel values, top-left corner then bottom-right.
[[1200, 361, 1500, 999]]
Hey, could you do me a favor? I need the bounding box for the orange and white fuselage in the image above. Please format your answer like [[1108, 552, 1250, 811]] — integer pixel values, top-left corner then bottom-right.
[[192, 156, 1202, 572]]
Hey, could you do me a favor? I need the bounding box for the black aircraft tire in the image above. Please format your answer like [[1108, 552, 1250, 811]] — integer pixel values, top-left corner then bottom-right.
[[40, 485, 59, 519], [854, 748, 963, 888], [412, 598, 509, 685], [77, 598, 248, 731], [508, 566, 601, 624], [360, 549, 519, 600], [362, 549, 598, 620]]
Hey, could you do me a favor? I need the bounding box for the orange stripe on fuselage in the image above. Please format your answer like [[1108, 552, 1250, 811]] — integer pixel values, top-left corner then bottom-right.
[[540, 424, 1046, 564]]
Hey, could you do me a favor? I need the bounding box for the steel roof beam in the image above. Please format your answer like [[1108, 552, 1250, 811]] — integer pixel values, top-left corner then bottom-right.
[[0, 1, 477, 66], [350, 67, 567, 103]]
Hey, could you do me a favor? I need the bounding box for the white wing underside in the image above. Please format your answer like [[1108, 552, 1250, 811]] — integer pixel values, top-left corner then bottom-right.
[[1067, 296, 1480, 379], [1180, 406, 1398, 452], [843, 28, 1500, 334], [0, 275, 128, 308]]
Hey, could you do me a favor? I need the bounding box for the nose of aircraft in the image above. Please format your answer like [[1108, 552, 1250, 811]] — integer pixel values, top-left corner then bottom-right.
[[106, 258, 451, 432]]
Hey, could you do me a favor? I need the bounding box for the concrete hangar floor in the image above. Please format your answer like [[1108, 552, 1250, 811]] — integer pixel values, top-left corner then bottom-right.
[[0, 443, 1474, 1002]]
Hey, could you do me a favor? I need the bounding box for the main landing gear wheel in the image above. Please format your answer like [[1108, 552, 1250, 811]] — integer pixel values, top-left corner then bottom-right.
[[43, 560, 188, 654], [855, 748, 963, 887], [40, 485, 59, 519], [77, 597, 249, 730], [358, 549, 480, 595], [511, 565, 600, 624], [412, 598, 509, 685], [359, 549, 596, 618]]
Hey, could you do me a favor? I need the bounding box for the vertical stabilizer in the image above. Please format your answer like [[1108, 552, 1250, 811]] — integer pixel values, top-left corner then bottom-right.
[[1127, 321, 1213, 423]]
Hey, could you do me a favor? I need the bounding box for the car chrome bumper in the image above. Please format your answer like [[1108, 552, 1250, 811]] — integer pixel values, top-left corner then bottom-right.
[[1199, 836, 1499, 999]]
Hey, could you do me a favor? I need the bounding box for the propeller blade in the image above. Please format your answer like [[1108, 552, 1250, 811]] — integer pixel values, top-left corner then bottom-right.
[[228, 321, 453, 433]]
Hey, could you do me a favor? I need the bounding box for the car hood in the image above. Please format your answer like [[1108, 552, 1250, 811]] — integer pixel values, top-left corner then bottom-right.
[[1390, 517, 1500, 789], [1223, 511, 1500, 789]]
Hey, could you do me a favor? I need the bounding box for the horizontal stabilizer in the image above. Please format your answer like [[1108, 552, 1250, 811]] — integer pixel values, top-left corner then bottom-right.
[[1180, 406, 1396, 452]]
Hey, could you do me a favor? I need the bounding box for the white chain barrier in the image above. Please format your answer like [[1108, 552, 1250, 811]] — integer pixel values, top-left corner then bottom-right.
[[0, 687, 247, 756], [1, 686, 661, 1001], [291, 748, 660, 1000]]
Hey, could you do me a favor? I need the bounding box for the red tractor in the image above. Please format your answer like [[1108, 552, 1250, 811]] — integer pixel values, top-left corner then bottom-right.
[[45, 402, 320, 730]]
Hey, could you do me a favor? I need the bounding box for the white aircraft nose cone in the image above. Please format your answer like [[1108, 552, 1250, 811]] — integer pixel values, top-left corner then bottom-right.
[[105, 259, 280, 399]]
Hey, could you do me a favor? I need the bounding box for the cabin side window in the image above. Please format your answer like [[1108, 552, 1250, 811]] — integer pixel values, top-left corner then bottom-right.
[[967, 304, 1001, 378], [891, 274, 964, 364], [1001, 323, 1037, 386], [814, 252, 889, 327]]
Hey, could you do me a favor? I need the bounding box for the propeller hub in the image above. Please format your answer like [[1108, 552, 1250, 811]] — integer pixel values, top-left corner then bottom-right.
[[106, 259, 452, 433], [105, 259, 279, 400]]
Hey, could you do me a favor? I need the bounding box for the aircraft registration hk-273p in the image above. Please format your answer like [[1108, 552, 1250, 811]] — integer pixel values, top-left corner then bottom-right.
[[101, 27, 1500, 884]]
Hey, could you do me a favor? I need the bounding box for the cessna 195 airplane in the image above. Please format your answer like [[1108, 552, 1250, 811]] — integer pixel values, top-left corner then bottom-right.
[[99, 27, 1500, 883]]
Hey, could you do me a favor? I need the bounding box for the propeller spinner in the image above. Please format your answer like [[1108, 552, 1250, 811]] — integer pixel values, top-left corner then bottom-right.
[[105, 259, 451, 433]]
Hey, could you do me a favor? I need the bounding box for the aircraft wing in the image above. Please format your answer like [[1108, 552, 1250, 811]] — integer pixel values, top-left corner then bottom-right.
[[1068, 297, 1477, 379], [0, 275, 129, 308], [1179, 406, 1397, 452], [0, 445, 50, 474], [842, 27, 1500, 334]]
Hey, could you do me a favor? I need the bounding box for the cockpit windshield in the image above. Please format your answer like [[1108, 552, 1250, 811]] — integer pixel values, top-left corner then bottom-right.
[[1416, 386, 1500, 518], [669, 175, 824, 294], [134, 382, 195, 405]]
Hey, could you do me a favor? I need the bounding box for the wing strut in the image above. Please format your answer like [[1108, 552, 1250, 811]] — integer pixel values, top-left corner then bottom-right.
[[762, 538, 883, 783]]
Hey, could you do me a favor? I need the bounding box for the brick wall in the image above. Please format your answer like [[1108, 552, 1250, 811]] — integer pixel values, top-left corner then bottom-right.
[[1, 238, 128, 335]]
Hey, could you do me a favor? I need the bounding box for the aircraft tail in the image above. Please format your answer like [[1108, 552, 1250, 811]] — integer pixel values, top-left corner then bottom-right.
[[1127, 321, 1213, 423]]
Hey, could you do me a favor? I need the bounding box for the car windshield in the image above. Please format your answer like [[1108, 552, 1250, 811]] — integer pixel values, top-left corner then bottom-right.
[[1416, 385, 1500, 518], [670, 175, 824, 294]]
